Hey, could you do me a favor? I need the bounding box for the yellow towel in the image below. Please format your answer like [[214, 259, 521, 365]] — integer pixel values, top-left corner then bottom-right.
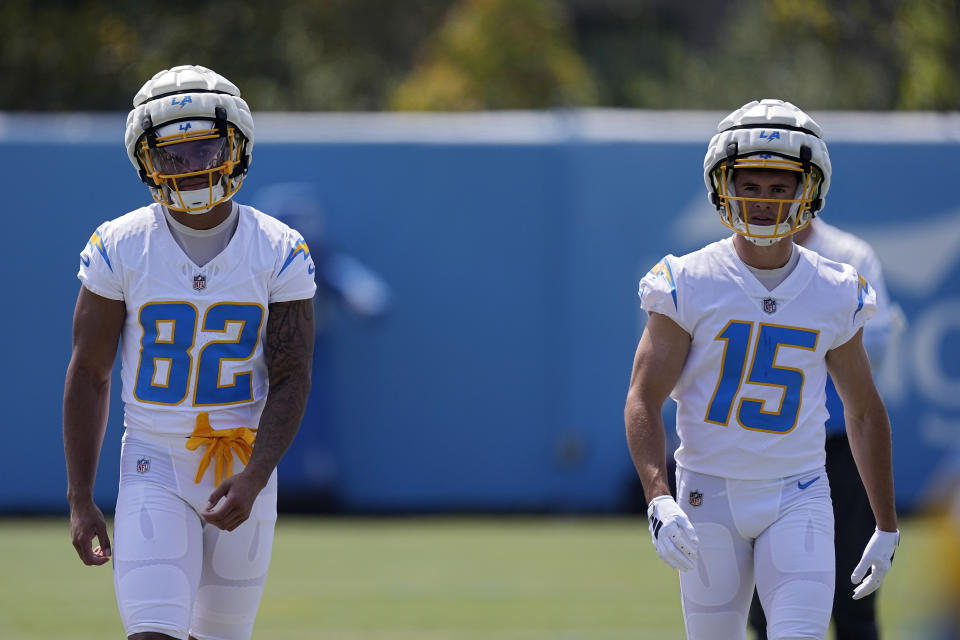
[[185, 412, 256, 487]]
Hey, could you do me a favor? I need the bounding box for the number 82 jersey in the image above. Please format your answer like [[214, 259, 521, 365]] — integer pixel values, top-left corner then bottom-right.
[[639, 237, 876, 480], [78, 202, 317, 437]]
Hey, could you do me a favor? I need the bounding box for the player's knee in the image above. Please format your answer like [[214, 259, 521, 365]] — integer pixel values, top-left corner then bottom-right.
[[766, 612, 829, 639], [764, 579, 831, 640]]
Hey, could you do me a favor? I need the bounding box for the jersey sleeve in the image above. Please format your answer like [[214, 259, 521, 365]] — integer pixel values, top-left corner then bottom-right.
[[270, 230, 318, 303], [638, 255, 686, 330], [833, 271, 877, 349], [77, 224, 124, 300]]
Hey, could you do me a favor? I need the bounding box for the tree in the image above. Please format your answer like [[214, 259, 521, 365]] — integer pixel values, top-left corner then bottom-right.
[[1, 0, 959, 111], [390, 0, 598, 110], [0, 0, 454, 111], [895, 0, 960, 109]]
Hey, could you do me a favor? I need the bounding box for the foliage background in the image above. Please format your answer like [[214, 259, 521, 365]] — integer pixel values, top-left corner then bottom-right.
[[3, 0, 958, 112]]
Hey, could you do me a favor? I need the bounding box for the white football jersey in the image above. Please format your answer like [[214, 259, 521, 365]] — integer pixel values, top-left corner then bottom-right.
[[78, 202, 317, 437], [639, 236, 876, 480]]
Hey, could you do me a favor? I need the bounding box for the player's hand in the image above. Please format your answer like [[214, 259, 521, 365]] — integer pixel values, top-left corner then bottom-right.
[[201, 470, 265, 531], [69, 499, 111, 566], [647, 495, 700, 571], [851, 528, 899, 600]]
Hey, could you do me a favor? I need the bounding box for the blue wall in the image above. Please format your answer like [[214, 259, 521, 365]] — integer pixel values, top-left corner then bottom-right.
[[3, 112, 957, 513]]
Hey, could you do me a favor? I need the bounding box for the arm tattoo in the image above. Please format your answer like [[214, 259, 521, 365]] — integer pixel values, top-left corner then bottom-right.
[[248, 298, 315, 480]]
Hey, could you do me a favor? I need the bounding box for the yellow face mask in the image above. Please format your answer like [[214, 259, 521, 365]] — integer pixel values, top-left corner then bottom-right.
[[710, 155, 825, 246], [137, 119, 245, 214]]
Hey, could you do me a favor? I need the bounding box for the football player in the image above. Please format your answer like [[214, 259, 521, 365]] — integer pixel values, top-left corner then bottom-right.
[[63, 65, 316, 640], [624, 99, 899, 639]]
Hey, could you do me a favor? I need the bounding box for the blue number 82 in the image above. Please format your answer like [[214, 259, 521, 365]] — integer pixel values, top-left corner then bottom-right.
[[705, 321, 819, 433], [133, 302, 265, 406]]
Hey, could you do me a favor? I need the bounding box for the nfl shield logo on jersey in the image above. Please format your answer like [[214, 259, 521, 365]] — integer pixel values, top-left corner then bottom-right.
[[688, 490, 703, 507], [136, 458, 150, 474], [193, 274, 206, 291], [762, 297, 777, 314]]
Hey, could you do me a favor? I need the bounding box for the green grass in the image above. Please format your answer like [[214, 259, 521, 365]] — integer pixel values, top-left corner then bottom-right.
[[0, 516, 941, 639]]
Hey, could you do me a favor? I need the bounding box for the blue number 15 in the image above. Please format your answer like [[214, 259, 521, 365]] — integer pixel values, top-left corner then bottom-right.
[[705, 321, 819, 433], [133, 302, 265, 406]]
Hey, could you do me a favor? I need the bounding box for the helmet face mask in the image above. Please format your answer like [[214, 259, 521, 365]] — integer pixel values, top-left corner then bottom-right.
[[703, 99, 831, 247], [124, 65, 254, 214], [137, 119, 245, 213], [711, 154, 824, 246]]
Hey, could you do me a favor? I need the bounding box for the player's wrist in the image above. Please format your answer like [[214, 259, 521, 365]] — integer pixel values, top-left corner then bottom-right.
[[240, 464, 272, 491], [647, 495, 675, 518], [67, 487, 95, 505]]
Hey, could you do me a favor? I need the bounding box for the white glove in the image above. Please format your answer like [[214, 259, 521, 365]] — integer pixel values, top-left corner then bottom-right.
[[851, 528, 899, 600], [647, 495, 700, 571]]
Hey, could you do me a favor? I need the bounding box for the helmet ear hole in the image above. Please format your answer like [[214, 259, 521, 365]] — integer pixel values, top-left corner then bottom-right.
[[230, 153, 249, 179], [138, 168, 158, 187], [227, 130, 251, 178]]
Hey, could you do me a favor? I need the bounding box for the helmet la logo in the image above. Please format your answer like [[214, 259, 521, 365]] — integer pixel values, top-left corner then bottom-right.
[[172, 95, 192, 108], [759, 130, 781, 140]]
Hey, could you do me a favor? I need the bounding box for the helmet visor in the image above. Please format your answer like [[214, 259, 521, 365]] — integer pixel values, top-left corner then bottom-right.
[[148, 137, 228, 175]]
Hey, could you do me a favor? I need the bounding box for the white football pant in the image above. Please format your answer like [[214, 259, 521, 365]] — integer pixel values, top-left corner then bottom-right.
[[113, 431, 278, 640], [676, 466, 835, 640]]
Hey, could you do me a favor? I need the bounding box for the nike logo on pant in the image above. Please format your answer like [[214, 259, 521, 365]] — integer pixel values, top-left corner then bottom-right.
[[797, 476, 820, 490]]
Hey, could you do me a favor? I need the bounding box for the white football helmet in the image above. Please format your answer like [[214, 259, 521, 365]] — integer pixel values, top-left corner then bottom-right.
[[125, 65, 254, 214], [703, 99, 831, 246]]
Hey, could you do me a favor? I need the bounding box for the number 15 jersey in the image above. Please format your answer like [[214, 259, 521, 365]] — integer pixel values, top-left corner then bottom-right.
[[639, 237, 876, 480], [78, 202, 317, 438]]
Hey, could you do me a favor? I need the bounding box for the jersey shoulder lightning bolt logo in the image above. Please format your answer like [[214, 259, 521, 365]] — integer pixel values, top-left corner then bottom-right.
[[279, 237, 311, 276], [87, 231, 113, 272]]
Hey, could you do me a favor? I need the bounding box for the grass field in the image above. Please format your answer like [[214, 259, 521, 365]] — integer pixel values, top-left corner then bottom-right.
[[0, 515, 943, 639]]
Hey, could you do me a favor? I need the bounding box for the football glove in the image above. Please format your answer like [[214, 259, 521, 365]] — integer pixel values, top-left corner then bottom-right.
[[647, 495, 700, 572], [851, 528, 899, 600]]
